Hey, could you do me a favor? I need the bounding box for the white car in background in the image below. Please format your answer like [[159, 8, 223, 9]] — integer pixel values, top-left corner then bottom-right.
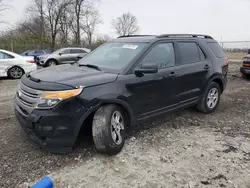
[[0, 49, 37, 79]]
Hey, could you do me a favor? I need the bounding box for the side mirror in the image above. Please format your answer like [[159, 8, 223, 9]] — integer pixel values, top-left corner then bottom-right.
[[59, 52, 63, 56], [134, 63, 158, 76], [76, 56, 82, 60]]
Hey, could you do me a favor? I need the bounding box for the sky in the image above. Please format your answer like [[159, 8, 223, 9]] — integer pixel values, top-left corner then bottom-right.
[[1, 0, 250, 44]]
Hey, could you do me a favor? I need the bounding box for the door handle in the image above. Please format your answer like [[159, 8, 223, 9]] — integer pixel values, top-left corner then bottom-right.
[[168, 72, 178, 77], [204, 65, 211, 70]]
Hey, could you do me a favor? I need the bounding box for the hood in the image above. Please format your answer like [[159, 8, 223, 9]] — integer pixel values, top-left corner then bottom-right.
[[29, 64, 118, 88]]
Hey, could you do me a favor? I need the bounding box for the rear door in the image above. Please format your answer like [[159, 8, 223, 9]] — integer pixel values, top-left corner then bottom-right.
[[174, 41, 213, 104], [58, 49, 71, 64], [68, 49, 81, 63]]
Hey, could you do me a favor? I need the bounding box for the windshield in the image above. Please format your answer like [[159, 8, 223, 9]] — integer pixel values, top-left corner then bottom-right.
[[78, 43, 147, 70]]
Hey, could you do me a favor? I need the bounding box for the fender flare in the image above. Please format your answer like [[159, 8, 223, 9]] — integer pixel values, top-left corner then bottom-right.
[[204, 74, 225, 93], [73, 99, 135, 139]]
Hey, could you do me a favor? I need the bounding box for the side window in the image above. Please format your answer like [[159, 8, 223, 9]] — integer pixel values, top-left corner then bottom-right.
[[37, 50, 45, 54], [80, 49, 87, 53], [70, 49, 80, 54], [27, 50, 35, 56], [141, 43, 175, 69], [0, 52, 13, 59], [178, 42, 200, 64], [198, 46, 206, 61], [61, 49, 70, 54]]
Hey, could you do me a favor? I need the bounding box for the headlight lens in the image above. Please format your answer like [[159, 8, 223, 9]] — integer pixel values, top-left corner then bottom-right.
[[36, 88, 83, 108]]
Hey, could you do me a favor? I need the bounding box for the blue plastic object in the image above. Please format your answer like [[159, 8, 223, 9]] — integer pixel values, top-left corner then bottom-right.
[[32, 176, 54, 188]]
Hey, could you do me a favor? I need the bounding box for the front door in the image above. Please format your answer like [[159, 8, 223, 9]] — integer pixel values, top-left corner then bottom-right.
[[126, 42, 178, 119]]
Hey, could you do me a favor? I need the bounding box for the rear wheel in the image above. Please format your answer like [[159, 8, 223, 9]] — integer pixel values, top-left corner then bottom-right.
[[8, 66, 24, 79], [197, 82, 221, 113], [92, 105, 126, 155]]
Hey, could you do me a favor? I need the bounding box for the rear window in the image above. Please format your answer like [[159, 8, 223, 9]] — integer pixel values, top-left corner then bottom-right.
[[207, 42, 225, 58]]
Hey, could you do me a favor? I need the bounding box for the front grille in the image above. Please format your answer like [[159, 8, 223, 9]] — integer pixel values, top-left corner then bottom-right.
[[17, 83, 43, 108]]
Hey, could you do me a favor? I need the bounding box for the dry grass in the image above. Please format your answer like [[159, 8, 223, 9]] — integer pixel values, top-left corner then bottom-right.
[[225, 52, 246, 60]]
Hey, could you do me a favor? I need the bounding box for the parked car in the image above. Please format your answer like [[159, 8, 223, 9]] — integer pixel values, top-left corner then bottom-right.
[[240, 54, 250, 78], [21, 49, 51, 58], [14, 34, 228, 155], [0, 49, 37, 79], [36, 47, 91, 67]]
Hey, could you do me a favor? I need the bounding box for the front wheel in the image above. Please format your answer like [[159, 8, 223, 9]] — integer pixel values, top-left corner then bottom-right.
[[92, 105, 126, 155], [46, 60, 57, 67], [197, 82, 221, 113]]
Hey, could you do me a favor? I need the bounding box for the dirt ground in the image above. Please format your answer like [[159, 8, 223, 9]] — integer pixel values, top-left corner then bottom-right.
[[1, 62, 250, 188]]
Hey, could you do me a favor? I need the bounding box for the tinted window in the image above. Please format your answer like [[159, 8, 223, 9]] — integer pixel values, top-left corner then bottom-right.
[[80, 49, 87, 53], [0, 52, 13, 59], [141, 43, 175, 69], [178, 42, 200, 64], [198, 46, 206, 61], [70, 49, 81, 54], [207, 42, 225, 58]]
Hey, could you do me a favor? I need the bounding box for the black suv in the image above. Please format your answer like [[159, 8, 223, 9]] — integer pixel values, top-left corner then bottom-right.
[[14, 34, 228, 155]]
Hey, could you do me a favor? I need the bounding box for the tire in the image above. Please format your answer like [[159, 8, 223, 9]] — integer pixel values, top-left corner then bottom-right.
[[46, 59, 57, 67], [8, 66, 24, 79], [197, 82, 221, 113], [92, 105, 126, 155]]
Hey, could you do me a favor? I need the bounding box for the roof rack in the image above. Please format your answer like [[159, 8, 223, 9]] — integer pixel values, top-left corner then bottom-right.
[[156, 34, 213, 39], [118, 35, 155, 38]]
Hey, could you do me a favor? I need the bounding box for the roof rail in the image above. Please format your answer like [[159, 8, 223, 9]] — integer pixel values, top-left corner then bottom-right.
[[118, 35, 155, 38], [156, 34, 213, 39]]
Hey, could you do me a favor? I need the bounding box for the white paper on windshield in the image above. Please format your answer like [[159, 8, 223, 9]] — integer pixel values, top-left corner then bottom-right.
[[122, 45, 138, 50]]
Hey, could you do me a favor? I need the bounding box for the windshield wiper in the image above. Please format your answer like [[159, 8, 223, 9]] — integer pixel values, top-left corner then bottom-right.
[[78, 64, 101, 71]]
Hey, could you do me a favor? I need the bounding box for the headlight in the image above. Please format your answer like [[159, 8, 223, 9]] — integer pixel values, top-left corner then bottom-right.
[[36, 88, 83, 108]]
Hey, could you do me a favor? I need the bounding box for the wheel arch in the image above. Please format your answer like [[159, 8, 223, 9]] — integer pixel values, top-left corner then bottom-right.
[[206, 74, 225, 93], [74, 99, 135, 140], [7, 65, 25, 77], [45, 58, 58, 66]]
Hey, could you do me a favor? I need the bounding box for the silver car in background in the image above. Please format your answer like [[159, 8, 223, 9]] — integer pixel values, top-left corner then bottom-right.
[[36, 47, 91, 67]]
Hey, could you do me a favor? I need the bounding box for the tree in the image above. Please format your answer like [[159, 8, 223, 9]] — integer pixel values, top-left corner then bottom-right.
[[81, 6, 102, 44], [70, 0, 100, 45], [28, 0, 72, 50], [0, 0, 10, 24], [111, 12, 139, 36]]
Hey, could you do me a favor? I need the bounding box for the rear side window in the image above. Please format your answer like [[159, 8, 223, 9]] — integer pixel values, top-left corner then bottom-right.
[[207, 42, 225, 58], [0, 52, 14, 59], [178, 42, 200, 64], [70, 49, 81, 54], [80, 49, 87, 53]]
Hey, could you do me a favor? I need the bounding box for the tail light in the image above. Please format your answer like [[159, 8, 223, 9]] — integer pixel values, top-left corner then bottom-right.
[[225, 58, 229, 65], [26, 60, 35, 64]]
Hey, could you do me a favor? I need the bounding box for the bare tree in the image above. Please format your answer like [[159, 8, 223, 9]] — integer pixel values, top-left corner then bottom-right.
[[111, 12, 139, 36], [28, 0, 72, 49], [70, 0, 100, 45], [81, 6, 102, 44], [0, 0, 10, 24]]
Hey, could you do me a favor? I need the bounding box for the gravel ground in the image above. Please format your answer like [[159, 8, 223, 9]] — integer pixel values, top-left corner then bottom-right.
[[1, 63, 250, 188]]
